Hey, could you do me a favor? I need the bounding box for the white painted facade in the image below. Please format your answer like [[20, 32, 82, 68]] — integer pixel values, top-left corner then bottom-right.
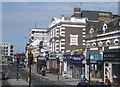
[[0, 42, 14, 57], [28, 28, 50, 58]]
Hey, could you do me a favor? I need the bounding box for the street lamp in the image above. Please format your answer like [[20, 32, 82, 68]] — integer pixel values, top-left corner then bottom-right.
[[56, 56, 60, 81], [88, 54, 91, 84], [82, 59, 86, 79]]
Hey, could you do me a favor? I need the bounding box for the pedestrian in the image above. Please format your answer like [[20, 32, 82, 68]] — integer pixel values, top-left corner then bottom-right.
[[41, 65, 46, 76], [105, 76, 111, 86], [80, 74, 85, 82]]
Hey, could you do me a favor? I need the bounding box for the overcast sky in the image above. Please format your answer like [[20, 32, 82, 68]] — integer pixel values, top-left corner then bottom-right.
[[2, 2, 119, 53]]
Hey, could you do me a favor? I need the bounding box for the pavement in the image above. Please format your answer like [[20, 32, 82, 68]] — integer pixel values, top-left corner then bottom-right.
[[31, 65, 106, 85], [6, 79, 29, 85], [2, 79, 29, 87], [25, 64, 81, 86]]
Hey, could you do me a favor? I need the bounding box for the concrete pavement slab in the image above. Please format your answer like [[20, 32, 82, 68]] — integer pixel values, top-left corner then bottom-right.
[[7, 79, 28, 85]]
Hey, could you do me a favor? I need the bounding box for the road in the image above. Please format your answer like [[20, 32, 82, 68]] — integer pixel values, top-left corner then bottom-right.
[[2, 63, 74, 87]]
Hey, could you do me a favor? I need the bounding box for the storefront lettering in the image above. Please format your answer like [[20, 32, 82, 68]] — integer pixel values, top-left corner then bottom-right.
[[104, 53, 116, 58], [72, 57, 81, 60]]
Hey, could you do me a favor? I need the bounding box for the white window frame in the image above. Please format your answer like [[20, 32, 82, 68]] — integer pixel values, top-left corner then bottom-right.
[[70, 34, 78, 46]]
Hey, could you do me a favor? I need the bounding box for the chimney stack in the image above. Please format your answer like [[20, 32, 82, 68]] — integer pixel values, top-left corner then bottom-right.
[[74, 8, 81, 18]]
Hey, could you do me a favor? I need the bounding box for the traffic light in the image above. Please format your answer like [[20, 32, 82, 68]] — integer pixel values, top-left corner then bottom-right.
[[17, 54, 20, 63], [28, 53, 33, 65]]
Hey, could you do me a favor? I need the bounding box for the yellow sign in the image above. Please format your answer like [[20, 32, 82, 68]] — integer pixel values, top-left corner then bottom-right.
[[78, 49, 83, 54], [73, 49, 83, 54]]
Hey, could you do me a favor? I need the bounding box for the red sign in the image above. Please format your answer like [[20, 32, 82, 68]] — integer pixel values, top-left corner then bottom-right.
[[30, 54, 33, 58], [17, 54, 20, 58]]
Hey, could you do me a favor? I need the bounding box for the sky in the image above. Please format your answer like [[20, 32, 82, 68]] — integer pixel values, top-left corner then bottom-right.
[[1, 1, 119, 53]]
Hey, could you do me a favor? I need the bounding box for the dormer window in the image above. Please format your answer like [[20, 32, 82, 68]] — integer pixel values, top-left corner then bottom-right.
[[114, 38, 119, 45], [98, 41, 103, 47], [92, 42, 96, 47], [90, 27, 94, 37], [102, 23, 108, 34], [86, 43, 90, 48], [90, 27, 94, 34], [106, 40, 111, 46]]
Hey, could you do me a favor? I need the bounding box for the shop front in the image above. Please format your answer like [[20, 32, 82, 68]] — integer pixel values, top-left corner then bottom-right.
[[63, 54, 84, 79], [103, 49, 120, 85], [85, 52, 103, 81]]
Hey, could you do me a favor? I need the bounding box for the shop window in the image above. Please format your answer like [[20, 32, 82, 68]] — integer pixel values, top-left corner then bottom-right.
[[70, 65, 73, 69]]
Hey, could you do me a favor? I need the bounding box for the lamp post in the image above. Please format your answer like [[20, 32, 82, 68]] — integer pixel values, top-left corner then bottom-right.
[[16, 53, 20, 81], [88, 54, 91, 84], [56, 57, 60, 81], [82, 59, 86, 81]]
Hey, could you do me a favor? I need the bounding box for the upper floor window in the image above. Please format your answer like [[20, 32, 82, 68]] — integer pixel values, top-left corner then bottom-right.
[[90, 27, 94, 34], [70, 34, 78, 46], [92, 42, 96, 47], [114, 38, 119, 45], [10, 46, 13, 49], [90, 27, 94, 37], [98, 41, 103, 47], [106, 40, 111, 46], [32, 31, 35, 34], [102, 23, 108, 34], [86, 43, 90, 48]]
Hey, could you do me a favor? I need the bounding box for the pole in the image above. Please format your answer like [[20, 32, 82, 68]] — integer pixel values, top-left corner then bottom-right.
[[28, 63, 31, 87], [57, 64, 59, 81], [57, 57, 60, 81], [28, 52, 32, 87], [37, 57, 38, 73], [89, 54, 90, 84], [17, 62, 19, 81]]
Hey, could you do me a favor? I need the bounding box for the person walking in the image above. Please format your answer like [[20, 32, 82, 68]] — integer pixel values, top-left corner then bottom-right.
[[41, 65, 46, 76], [105, 76, 111, 86]]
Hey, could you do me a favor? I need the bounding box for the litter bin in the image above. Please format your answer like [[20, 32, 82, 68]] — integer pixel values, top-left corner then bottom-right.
[[42, 70, 45, 76]]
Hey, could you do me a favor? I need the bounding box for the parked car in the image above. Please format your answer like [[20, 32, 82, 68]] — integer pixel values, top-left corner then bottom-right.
[[18, 63, 23, 68]]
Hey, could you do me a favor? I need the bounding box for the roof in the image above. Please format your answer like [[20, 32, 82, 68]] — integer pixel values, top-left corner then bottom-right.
[[81, 10, 112, 21]]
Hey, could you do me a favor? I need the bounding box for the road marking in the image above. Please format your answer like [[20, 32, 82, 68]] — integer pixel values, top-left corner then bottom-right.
[[5, 73, 8, 78], [8, 69, 10, 73]]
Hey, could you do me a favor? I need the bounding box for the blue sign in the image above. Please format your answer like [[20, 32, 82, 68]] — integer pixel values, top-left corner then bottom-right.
[[63, 54, 84, 64], [86, 53, 102, 61]]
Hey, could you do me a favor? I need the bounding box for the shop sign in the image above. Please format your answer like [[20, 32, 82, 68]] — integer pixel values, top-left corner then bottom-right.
[[86, 53, 102, 61], [64, 54, 84, 61], [103, 52, 119, 61]]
